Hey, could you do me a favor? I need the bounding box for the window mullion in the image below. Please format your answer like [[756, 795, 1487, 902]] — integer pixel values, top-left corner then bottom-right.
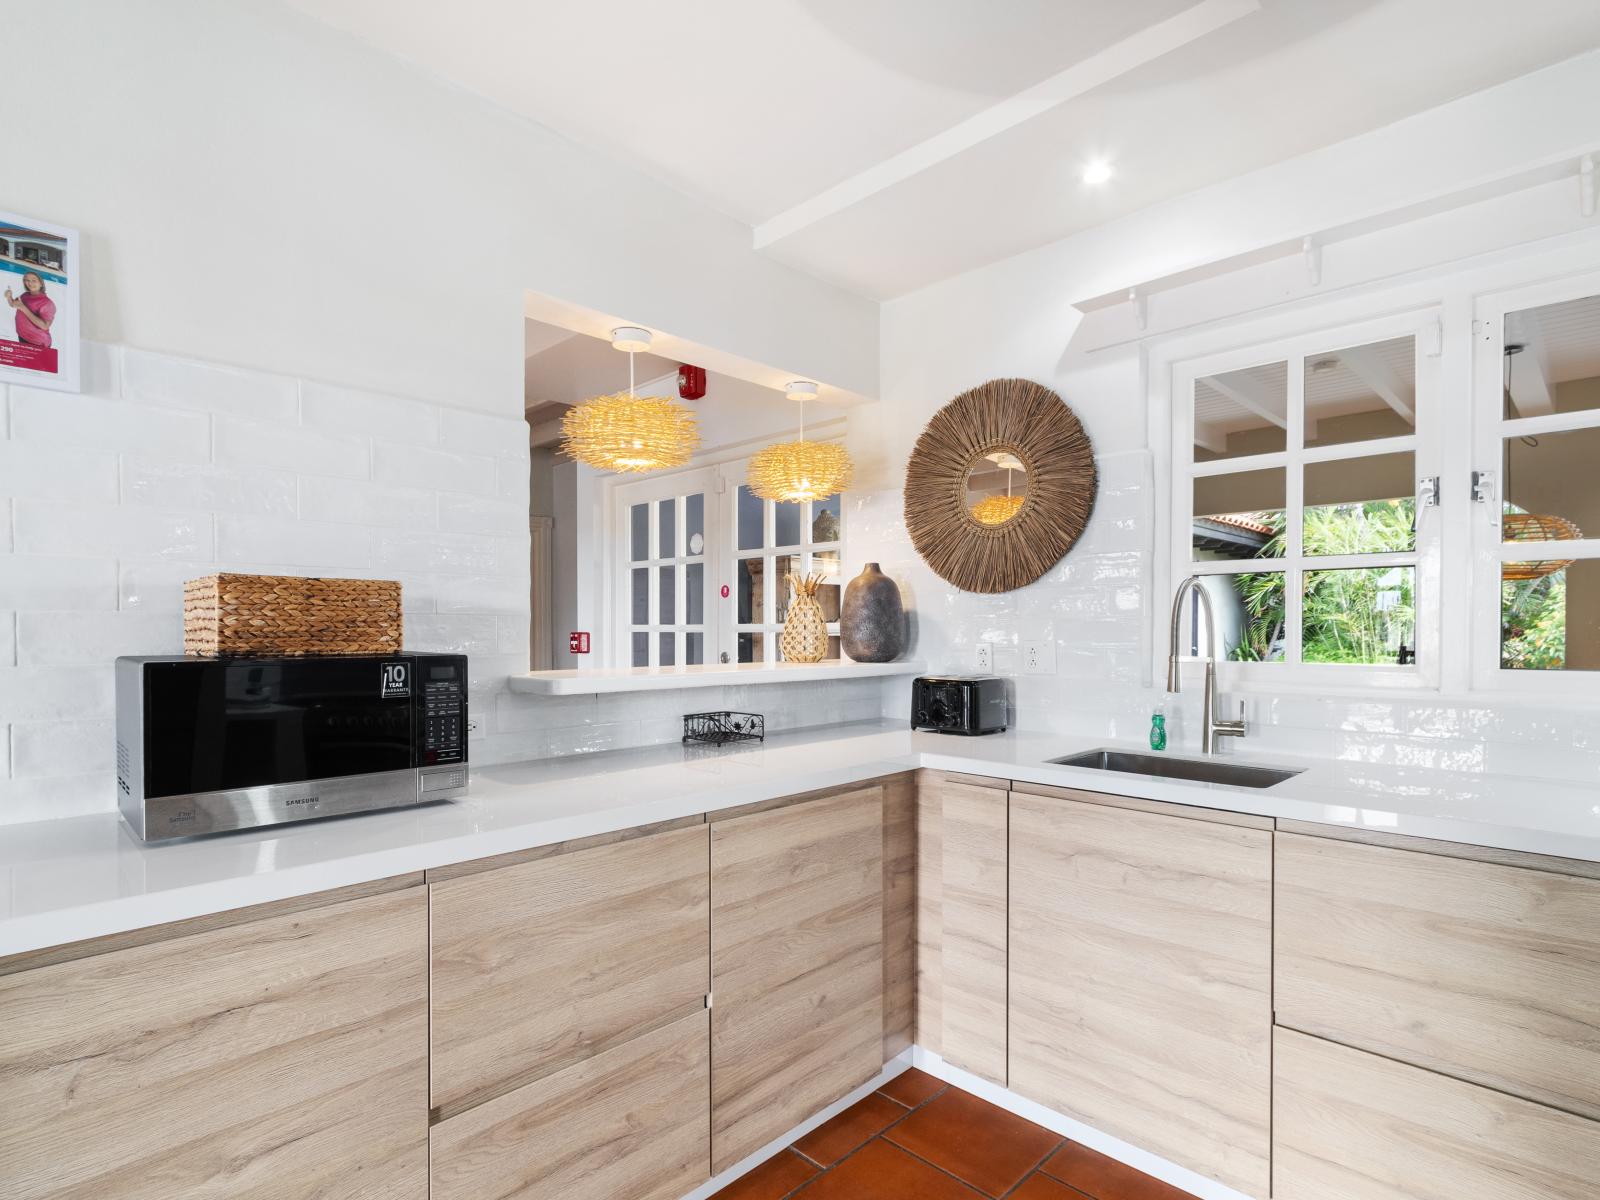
[[1284, 353, 1306, 665]]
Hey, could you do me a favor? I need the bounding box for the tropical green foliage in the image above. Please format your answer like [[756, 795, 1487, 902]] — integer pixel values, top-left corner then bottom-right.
[[1501, 571, 1567, 669]]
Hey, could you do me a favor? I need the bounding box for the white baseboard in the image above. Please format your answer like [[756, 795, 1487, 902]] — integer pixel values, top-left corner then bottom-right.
[[912, 1049, 1261, 1200]]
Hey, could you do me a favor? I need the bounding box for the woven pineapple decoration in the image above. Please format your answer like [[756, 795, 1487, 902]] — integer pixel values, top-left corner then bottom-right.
[[780, 572, 829, 664]]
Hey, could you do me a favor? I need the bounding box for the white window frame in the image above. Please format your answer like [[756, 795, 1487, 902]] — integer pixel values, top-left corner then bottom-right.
[[1470, 266, 1600, 696], [1164, 308, 1444, 693], [611, 466, 720, 669], [729, 464, 844, 664]]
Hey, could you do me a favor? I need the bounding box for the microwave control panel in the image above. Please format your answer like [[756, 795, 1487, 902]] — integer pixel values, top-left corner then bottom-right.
[[420, 663, 467, 765]]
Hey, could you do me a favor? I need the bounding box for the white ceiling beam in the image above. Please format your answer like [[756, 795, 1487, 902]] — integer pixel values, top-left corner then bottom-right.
[[1337, 346, 1415, 423], [752, 0, 1261, 250], [1193, 423, 1229, 455], [1206, 376, 1288, 431], [1505, 313, 1556, 417]]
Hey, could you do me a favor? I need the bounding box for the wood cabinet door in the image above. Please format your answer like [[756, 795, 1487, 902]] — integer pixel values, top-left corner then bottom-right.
[[1009, 791, 1272, 1198], [429, 822, 710, 1117], [430, 1009, 711, 1200], [710, 786, 885, 1173], [938, 778, 1008, 1084], [0, 886, 429, 1200], [1275, 1028, 1600, 1200], [1275, 831, 1600, 1120]]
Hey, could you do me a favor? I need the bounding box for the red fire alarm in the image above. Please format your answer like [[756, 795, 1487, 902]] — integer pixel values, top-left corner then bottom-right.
[[678, 364, 706, 400], [568, 631, 591, 655]]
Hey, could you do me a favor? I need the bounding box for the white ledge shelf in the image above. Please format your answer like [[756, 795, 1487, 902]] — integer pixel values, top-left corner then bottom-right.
[[508, 659, 926, 697]]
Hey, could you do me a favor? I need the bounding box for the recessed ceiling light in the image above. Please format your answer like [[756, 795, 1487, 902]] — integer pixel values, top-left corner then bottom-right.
[[1082, 159, 1114, 186]]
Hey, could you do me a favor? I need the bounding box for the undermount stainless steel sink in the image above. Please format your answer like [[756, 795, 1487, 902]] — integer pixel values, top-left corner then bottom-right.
[[1048, 748, 1303, 789]]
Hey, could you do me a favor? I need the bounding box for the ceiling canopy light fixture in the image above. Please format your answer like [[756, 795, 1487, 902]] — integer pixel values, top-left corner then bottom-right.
[[1082, 158, 1114, 186], [747, 380, 853, 503], [561, 327, 699, 474]]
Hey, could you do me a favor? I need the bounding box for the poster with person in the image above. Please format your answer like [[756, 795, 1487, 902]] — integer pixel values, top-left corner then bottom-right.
[[0, 210, 79, 393]]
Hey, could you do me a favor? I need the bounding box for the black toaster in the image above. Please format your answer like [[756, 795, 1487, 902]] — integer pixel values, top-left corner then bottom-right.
[[911, 675, 1008, 735]]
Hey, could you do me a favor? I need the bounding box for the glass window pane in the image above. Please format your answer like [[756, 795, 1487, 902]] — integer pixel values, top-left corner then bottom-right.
[[1304, 336, 1416, 449], [631, 631, 648, 667], [1193, 362, 1287, 461], [1303, 567, 1416, 665], [686, 493, 705, 556], [737, 556, 761, 625], [1503, 294, 1600, 420], [658, 565, 676, 625], [1502, 426, 1597, 546], [775, 500, 801, 547], [686, 632, 704, 666], [685, 562, 704, 625], [775, 554, 801, 623], [737, 485, 764, 551], [1175, 574, 1286, 663], [811, 494, 842, 543], [1304, 453, 1415, 555], [659, 632, 676, 667], [1502, 559, 1600, 670], [813, 549, 842, 623], [658, 498, 676, 559], [1192, 468, 1285, 561], [631, 567, 648, 625], [630, 503, 649, 561], [737, 632, 763, 664]]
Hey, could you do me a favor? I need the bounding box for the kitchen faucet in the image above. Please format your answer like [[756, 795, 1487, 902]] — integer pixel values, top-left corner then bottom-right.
[[1166, 575, 1247, 754]]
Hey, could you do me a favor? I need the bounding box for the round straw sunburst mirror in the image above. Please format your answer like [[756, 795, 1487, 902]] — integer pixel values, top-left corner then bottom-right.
[[904, 378, 1096, 594]]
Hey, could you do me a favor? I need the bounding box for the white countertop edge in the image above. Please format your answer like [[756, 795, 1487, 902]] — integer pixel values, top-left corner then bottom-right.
[[4, 722, 1599, 958], [508, 659, 926, 695]]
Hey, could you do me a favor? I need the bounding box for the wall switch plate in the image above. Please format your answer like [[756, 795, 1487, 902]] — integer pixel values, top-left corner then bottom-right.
[[974, 643, 993, 672], [1023, 640, 1056, 674]]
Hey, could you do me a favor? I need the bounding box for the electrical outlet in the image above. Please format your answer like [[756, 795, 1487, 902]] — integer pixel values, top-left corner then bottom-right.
[[974, 643, 993, 672], [466, 715, 483, 738], [1022, 639, 1056, 674]]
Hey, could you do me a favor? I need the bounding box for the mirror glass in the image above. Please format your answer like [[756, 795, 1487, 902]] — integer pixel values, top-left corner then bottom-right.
[[965, 450, 1029, 526]]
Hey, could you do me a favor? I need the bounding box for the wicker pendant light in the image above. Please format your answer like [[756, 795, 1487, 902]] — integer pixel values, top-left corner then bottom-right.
[[971, 453, 1024, 526], [1502, 344, 1582, 580], [748, 381, 854, 502], [561, 327, 699, 473]]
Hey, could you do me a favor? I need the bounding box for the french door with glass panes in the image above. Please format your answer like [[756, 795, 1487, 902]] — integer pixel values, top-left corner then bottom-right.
[[731, 480, 844, 663], [615, 469, 719, 668]]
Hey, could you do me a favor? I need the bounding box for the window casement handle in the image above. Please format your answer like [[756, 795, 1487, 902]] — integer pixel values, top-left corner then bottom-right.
[[1471, 470, 1496, 504], [1413, 476, 1440, 533]]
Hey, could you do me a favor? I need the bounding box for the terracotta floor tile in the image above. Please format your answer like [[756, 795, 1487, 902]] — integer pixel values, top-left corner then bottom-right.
[[710, 1149, 819, 1200], [1042, 1143, 1198, 1200], [794, 1093, 909, 1166], [878, 1067, 948, 1108], [792, 1139, 981, 1200], [1008, 1175, 1083, 1200], [884, 1088, 1061, 1196]]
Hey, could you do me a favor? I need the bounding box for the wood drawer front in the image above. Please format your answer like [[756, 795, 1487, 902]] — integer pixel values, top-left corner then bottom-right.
[[1274, 1028, 1600, 1200], [940, 779, 1008, 1085], [430, 1009, 710, 1200], [1275, 831, 1600, 1119], [710, 786, 885, 1173], [430, 822, 710, 1115], [0, 887, 429, 1200], [1009, 792, 1272, 1198]]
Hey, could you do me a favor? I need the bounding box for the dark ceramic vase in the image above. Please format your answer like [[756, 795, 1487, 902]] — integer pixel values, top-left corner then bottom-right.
[[841, 563, 905, 662]]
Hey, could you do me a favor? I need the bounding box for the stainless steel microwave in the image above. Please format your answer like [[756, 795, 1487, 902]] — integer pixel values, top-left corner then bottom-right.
[[115, 653, 469, 841]]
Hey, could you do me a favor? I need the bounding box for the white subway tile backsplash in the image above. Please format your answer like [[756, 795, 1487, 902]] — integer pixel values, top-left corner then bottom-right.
[[0, 772, 118, 823], [216, 516, 371, 568], [374, 529, 500, 574], [434, 574, 527, 614], [0, 556, 118, 610], [0, 441, 118, 503], [118, 560, 218, 610], [123, 460, 297, 516], [373, 443, 497, 495], [301, 381, 439, 445], [298, 476, 437, 529], [123, 348, 298, 421], [11, 388, 211, 461], [438, 408, 529, 460], [10, 719, 116, 777], [214, 415, 369, 478], [16, 611, 183, 665], [495, 457, 528, 500], [0, 666, 115, 722], [15, 502, 211, 560], [404, 613, 499, 656], [438, 494, 526, 535], [0, 611, 13, 666]]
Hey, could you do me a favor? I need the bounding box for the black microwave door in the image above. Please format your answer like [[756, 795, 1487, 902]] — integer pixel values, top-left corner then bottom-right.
[[142, 658, 414, 798]]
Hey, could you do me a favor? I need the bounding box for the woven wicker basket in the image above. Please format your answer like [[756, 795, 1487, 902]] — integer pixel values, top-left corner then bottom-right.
[[184, 574, 402, 657]]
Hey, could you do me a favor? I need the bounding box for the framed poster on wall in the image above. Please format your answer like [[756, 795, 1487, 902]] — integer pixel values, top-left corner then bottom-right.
[[0, 210, 79, 393]]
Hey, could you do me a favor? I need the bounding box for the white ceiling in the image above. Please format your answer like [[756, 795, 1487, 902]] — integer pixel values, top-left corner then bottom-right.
[[290, 0, 1600, 299]]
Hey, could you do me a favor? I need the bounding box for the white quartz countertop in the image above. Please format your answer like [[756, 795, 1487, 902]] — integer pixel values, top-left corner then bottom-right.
[[5, 721, 1600, 958]]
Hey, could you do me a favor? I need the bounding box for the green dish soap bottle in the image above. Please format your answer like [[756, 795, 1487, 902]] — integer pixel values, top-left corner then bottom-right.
[[1149, 704, 1167, 752]]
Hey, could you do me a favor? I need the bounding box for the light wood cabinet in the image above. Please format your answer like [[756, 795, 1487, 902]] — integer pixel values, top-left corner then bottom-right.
[[430, 1009, 710, 1200], [0, 884, 429, 1200], [1009, 786, 1273, 1198], [881, 771, 918, 1060], [936, 776, 1008, 1083], [709, 786, 885, 1173], [1275, 830, 1600, 1121], [428, 821, 710, 1117], [1274, 1027, 1600, 1200]]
